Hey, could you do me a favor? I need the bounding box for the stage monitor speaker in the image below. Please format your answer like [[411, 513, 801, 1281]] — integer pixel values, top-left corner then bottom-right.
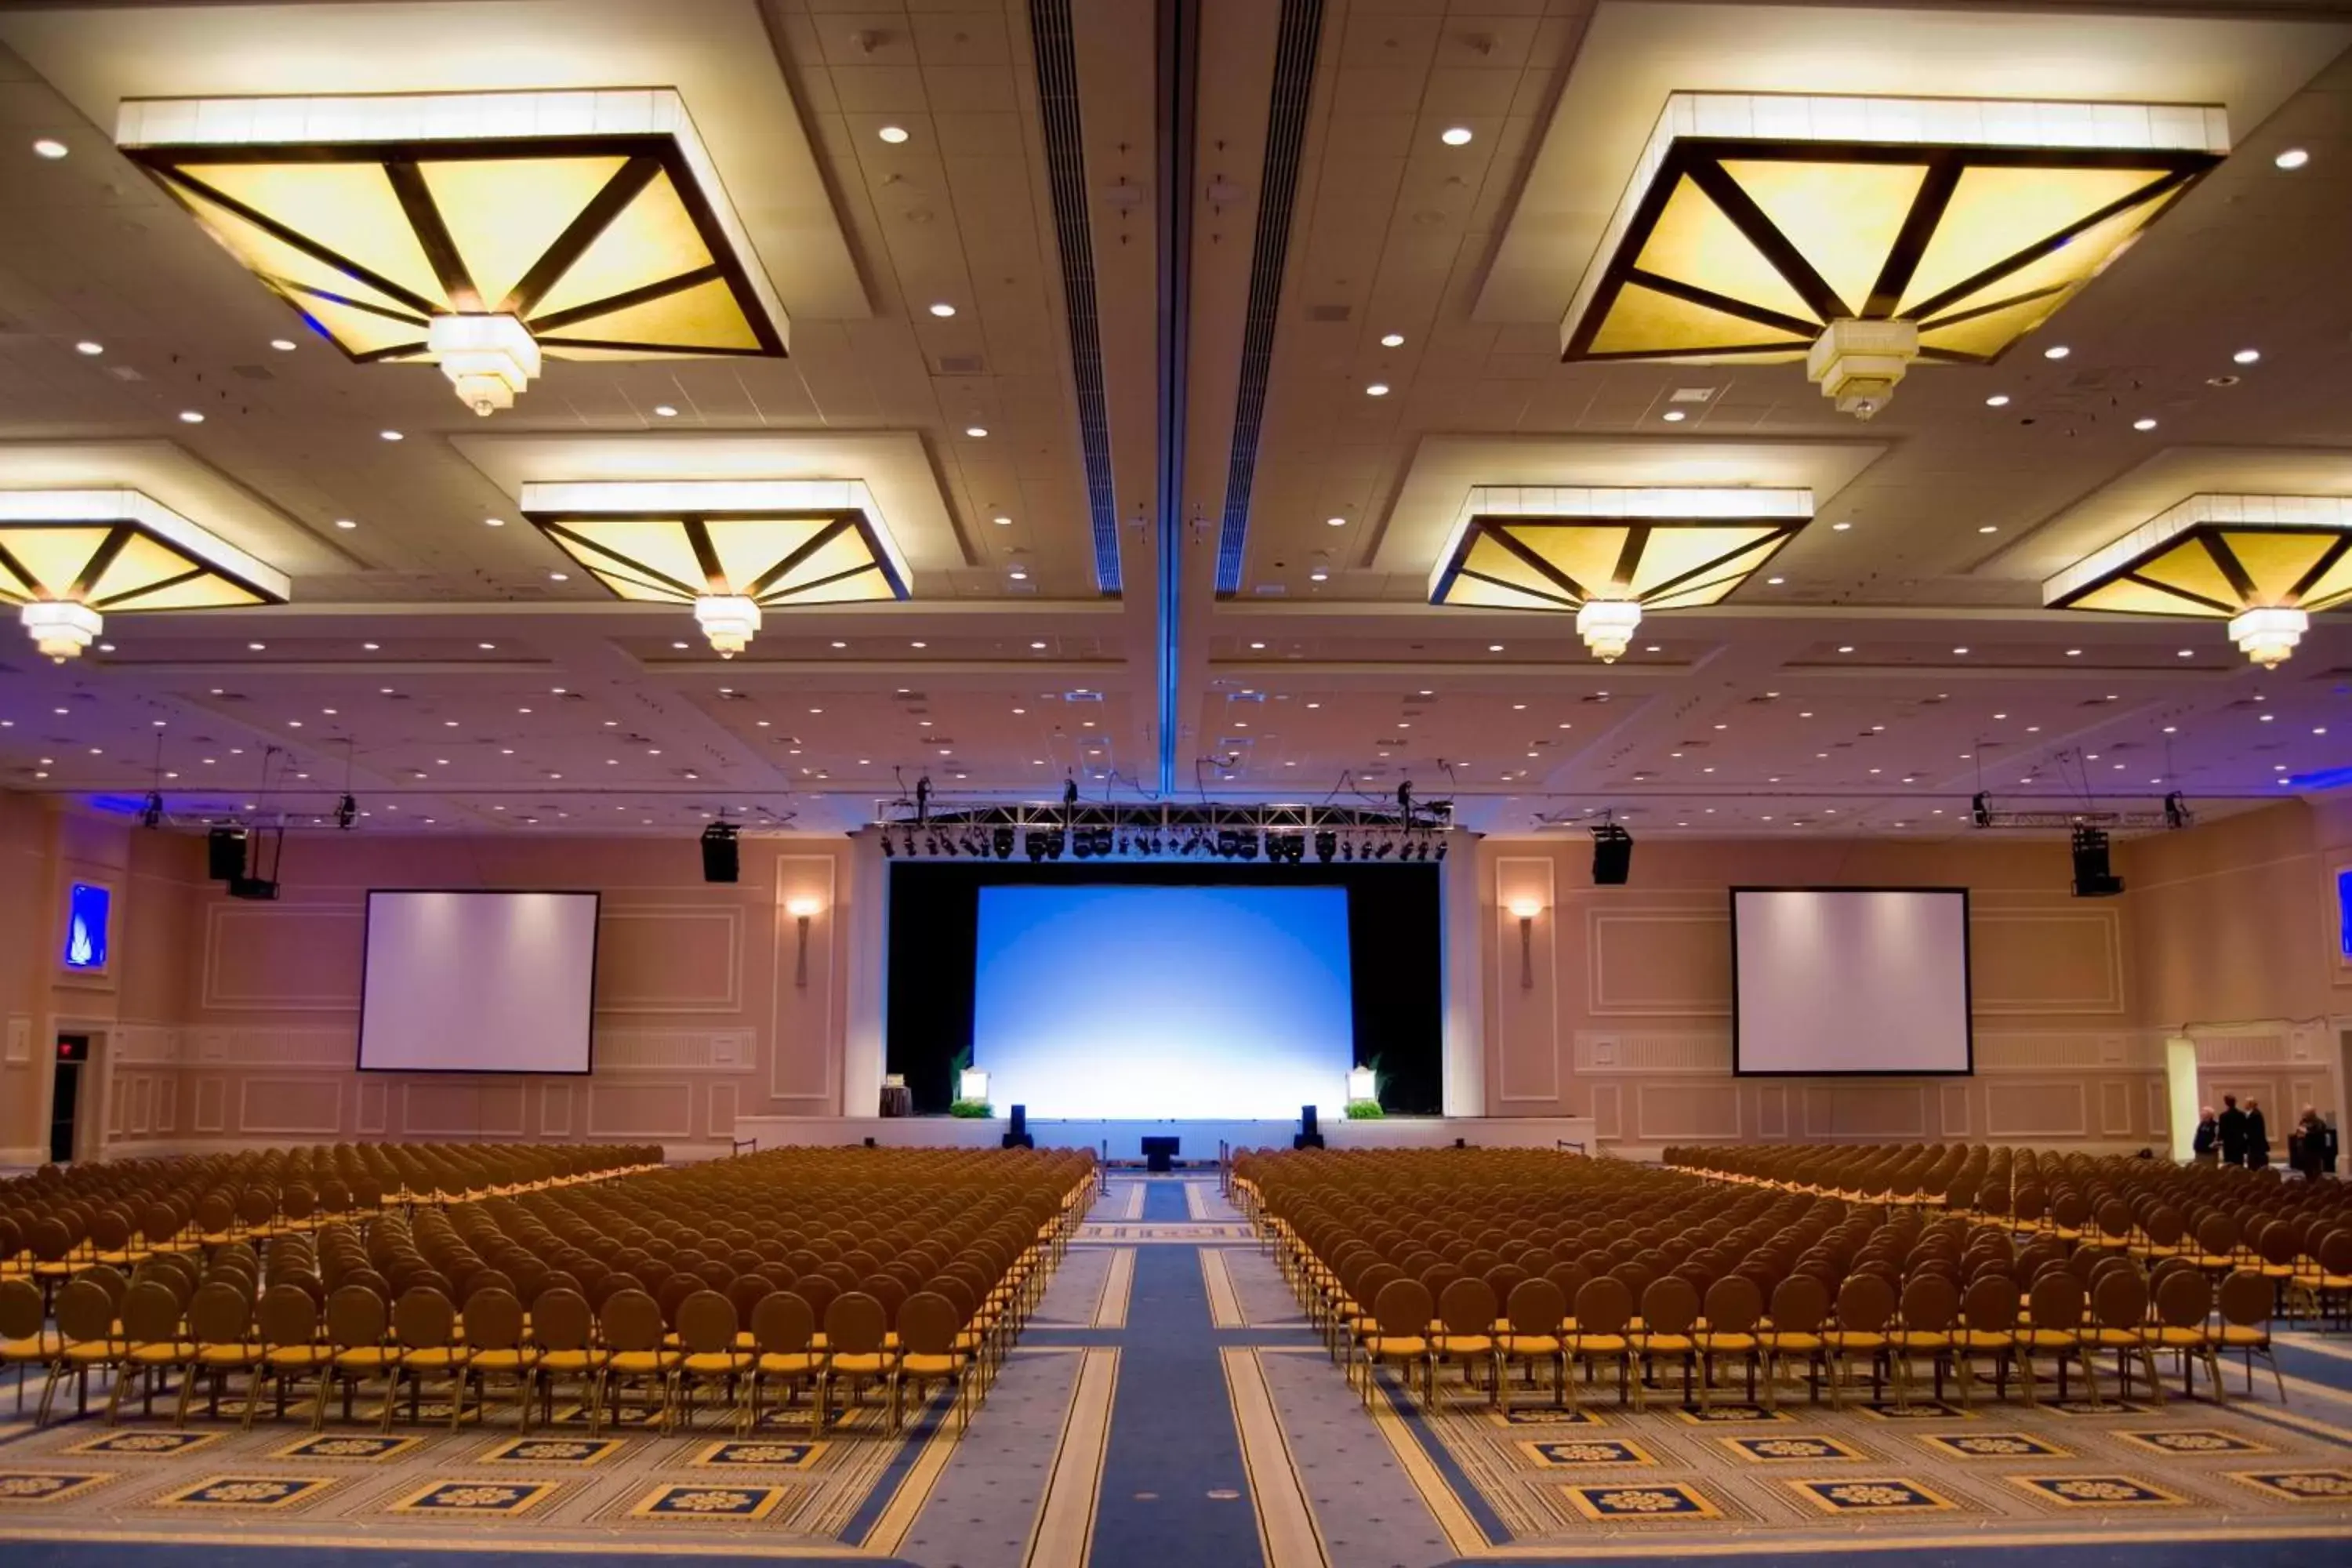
[[1140, 1135, 1179, 1173], [1002, 1102, 1034, 1150], [1294, 1103, 1325, 1151], [207, 826, 246, 882], [701, 822, 740, 884]]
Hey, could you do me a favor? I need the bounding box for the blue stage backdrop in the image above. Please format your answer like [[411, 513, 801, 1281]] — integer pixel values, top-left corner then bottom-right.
[[969, 884, 1356, 1119]]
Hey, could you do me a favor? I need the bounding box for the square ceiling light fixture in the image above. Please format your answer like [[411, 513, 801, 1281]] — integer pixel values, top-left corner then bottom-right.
[[1428, 486, 1811, 660], [2043, 494, 2352, 668], [0, 489, 289, 661], [521, 481, 909, 658], [1561, 93, 2226, 417], [117, 89, 789, 417]]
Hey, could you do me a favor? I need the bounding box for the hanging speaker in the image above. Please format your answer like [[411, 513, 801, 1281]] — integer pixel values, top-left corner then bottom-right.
[[700, 822, 740, 884], [1591, 822, 1633, 886], [206, 827, 247, 882]]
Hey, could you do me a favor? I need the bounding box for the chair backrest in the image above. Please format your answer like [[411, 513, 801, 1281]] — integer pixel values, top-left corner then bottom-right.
[[676, 1290, 738, 1356], [1959, 1274, 2016, 1332], [1641, 1275, 1700, 1335], [1835, 1272, 1896, 1333], [532, 1287, 593, 1352], [0, 1278, 45, 1340], [1371, 1277, 1435, 1339], [1703, 1274, 1762, 1334], [258, 1282, 321, 1348], [2026, 1273, 2085, 1331], [825, 1291, 888, 1356], [898, 1291, 961, 1356], [189, 1279, 253, 1345], [463, 1287, 524, 1352], [1572, 1276, 1633, 1336], [120, 1279, 183, 1343], [1437, 1276, 1497, 1337], [792, 1276, 840, 1323], [751, 1290, 815, 1356], [2217, 1269, 2272, 1329], [2152, 1268, 2210, 1330], [1505, 1278, 1566, 1337], [1900, 1273, 1959, 1333], [600, 1288, 665, 1352], [2090, 1270, 2147, 1330], [394, 1287, 456, 1349], [1768, 1273, 1828, 1334]]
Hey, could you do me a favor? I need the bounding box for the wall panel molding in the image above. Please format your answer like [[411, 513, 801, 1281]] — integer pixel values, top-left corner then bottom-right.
[[1574, 1031, 1730, 1076], [1589, 910, 1732, 1017], [1940, 1083, 1972, 1138], [356, 1079, 388, 1137], [201, 906, 365, 1011], [1970, 908, 2126, 1014], [707, 1081, 739, 1141], [237, 1077, 341, 1137], [1801, 1084, 1929, 1141], [2099, 1080, 2134, 1137], [1636, 1082, 1741, 1141], [594, 906, 745, 1014], [539, 1083, 574, 1138], [1985, 1080, 2089, 1138], [1493, 856, 1560, 1102]]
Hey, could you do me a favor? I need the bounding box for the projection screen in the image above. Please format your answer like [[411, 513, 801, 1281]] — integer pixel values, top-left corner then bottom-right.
[[1732, 887, 1972, 1076], [358, 891, 600, 1073]]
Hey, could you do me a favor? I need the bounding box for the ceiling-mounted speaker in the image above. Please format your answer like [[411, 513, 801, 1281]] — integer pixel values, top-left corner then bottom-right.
[[701, 822, 740, 884], [206, 827, 247, 882], [2071, 826, 2124, 898], [1591, 822, 1633, 886]]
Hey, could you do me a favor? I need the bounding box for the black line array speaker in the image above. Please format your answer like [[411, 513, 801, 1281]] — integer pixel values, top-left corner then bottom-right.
[[1002, 1103, 1034, 1150], [1591, 822, 1633, 886], [2071, 826, 2124, 897], [1294, 1104, 1325, 1151], [207, 826, 247, 882], [700, 822, 740, 884]]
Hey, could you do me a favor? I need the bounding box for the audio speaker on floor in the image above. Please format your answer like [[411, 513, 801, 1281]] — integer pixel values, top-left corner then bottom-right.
[[1294, 1103, 1324, 1151], [1002, 1103, 1034, 1150]]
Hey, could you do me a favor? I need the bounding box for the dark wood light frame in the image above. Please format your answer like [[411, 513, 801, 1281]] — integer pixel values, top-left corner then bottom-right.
[[1429, 514, 1806, 610], [523, 507, 912, 606], [1563, 138, 2220, 365], [0, 519, 288, 610], [2045, 523, 2352, 616]]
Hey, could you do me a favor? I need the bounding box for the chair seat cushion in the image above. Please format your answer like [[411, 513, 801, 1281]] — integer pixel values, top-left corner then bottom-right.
[[1641, 1334, 1694, 1354], [902, 1353, 962, 1375], [2220, 1326, 2270, 1346], [829, 1352, 894, 1375], [1436, 1334, 1493, 1356], [539, 1349, 608, 1373], [402, 1348, 469, 1370], [758, 1353, 819, 1375], [1828, 1333, 1886, 1351], [469, 1348, 539, 1371], [610, 1350, 680, 1374], [2151, 1327, 2204, 1348], [267, 1346, 334, 1368], [1766, 1333, 1823, 1352], [1704, 1333, 1759, 1352], [1367, 1335, 1426, 1356], [1500, 1334, 1561, 1355], [1573, 1334, 1628, 1354], [195, 1344, 257, 1367], [126, 1341, 192, 1365], [683, 1352, 748, 1375], [1896, 1331, 1952, 1351], [2022, 1330, 2080, 1350], [2, 1334, 64, 1358], [335, 1347, 397, 1370]]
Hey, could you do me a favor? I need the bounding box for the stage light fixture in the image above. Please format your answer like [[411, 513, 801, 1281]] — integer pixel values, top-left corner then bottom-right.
[[334, 793, 358, 831], [880, 833, 895, 858], [2070, 826, 2124, 898], [1025, 829, 1051, 862], [1591, 821, 1634, 885], [993, 827, 1015, 860], [1072, 831, 1094, 860], [1314, 830, 1337, 863]]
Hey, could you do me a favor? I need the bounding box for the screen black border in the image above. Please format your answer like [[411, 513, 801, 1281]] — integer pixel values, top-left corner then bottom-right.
[[356, 888, 603, 1076], [1728, 885, 1974, 1079]]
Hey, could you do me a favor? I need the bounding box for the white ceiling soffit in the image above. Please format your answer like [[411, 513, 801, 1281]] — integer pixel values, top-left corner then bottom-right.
[[1475, 0, 2352, 324], [0, 0, 866, 322], [449, 432, 958, 582], [1375, 434, 1885, 575], [2000, 447, 2352, 586], [0, 439, 336, 576]]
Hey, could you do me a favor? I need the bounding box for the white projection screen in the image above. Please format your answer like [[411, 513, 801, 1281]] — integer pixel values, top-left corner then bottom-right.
[[358, 891, 600, 1074], [1732, 888, 1973, 1076]]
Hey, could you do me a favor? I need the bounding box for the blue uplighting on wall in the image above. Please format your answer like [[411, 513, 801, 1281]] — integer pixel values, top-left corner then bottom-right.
[[64, 883, 110, 971], [2339, 867, 2351, 960]]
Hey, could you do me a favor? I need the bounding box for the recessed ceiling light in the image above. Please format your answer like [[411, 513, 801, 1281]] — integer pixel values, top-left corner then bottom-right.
[[1661, 409, 1686, 423], [1836, 645, 1854, 654], [878, 125, 910, 144], [1488, 644, 1504, 652], [1984, 394, 2010, 407], [2231, 348, 2262, 365], [1365, 383, 1389, 397], [379, 429, 403, 441], [1439, 126, 1473, 146], [178, 410, 205, 423], [549, 571, 568, 582], [363, 642, 379, 651], [964, 425, 989, 437], [1250, 641, 1266, 650], [1952, 646, 1969, 655], [31, 138, 67, 160], [2065, 648, 2082, 656], [2132, 416, 2158, 431], [911, 641, 927, 649], [1030, 641, 1047, 650], [485, 517, 504, 528], [247, 641, 266, 651], [2042, 344, 2070, 360], [652, 404, 677, 418], [1326, 515, 1346, 528], [928, 302, 957, 318], [2177, 648, 2194, 657], [478, 641, 496, 651], [1379, 332, 1405, 347], [333, 517, 358, 530], [2274, 147, 2310, 169], [1831, 521, 1851, 532], [1765, 575, 1784, 585], [73, 340, 103, 356], [269, 338, 297, 352]]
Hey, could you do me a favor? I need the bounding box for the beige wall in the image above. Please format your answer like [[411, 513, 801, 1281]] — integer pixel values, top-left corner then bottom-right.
[[1477, 801, 2352, 1153], [6, 789, 2345, 1164], [2, 805, 853, 1162]]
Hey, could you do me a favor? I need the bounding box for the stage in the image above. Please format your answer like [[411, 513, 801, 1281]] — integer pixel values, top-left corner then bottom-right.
[[732, 1115, 1596, 1162]]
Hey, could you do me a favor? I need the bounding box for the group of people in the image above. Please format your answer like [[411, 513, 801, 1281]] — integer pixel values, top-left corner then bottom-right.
[[2193, 1095, 2335, 1178]]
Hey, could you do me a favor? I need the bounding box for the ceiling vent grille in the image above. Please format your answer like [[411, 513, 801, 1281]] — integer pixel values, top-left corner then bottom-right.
[[1029, 0, 1123, 596], [1213, 0, 1326, 598]]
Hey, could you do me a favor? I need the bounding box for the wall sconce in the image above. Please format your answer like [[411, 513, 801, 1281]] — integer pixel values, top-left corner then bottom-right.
[[1508, 898, 1545, 989], [786, 895, 824, 987]]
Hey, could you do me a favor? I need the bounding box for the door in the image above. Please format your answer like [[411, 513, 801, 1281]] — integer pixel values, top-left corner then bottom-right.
[[50, 1035, 89, 1165]]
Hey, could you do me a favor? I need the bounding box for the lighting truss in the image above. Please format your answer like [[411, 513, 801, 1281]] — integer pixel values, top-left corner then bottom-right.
[[868, 799, 1457, 862], [1563, 92, 2224, 415], [1969, 791, 2192, 831]]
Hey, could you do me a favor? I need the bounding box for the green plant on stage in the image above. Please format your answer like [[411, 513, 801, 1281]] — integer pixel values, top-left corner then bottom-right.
[[949, 1099, 993, 1118], [1344, 1099, 1385, 1120]]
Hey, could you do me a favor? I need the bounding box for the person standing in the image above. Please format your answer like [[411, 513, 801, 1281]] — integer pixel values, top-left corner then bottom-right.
[[2192, 1107, 2220, 1163], [2219, 1095, 2248, 1167], [2293, 1106, 2328, 1179], [2243, 1098, 2270, 1169]]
